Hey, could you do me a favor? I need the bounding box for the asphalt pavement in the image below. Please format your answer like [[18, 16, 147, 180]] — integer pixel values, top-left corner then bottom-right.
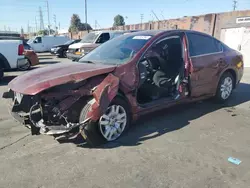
[[0, 53, 250, 188]]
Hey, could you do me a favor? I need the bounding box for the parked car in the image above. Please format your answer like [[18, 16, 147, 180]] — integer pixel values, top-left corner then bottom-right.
[[27, 35, 70, 52], [20, 40, 39, 70], [3, 30, 244, 147], [50, 39, 81, 58], [66, 30, 129, 61], [0, 39, 28, 72]]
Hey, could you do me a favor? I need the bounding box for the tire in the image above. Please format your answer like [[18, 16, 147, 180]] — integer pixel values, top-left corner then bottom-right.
[[57, 50, 67, 58], [18, 59, 31, 71], [62, 50, 67, 58], [0, 67, 3, 80], [79, 97, 131, 147], [214, 72, 234, 103]]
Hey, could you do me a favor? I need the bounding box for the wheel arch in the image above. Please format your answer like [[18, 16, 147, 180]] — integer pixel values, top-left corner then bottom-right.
[[0, 53, 11, 69]]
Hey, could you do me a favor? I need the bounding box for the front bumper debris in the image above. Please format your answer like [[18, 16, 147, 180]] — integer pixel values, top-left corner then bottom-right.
[[2, 89, 90, 136]]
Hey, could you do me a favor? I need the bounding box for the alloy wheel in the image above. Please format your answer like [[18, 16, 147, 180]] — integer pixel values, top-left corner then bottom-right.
[[220, 76, 233, 100], [98, 105, 127, 141]]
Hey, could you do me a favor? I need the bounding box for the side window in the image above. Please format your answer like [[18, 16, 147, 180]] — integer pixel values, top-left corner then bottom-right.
[[187, 33, 221, 56], [96, 33, 110, 43], [34, 37, 42, 43]]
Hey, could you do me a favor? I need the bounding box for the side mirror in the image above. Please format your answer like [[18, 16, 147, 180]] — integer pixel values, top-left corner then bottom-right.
[[33, 40, 37, 43]]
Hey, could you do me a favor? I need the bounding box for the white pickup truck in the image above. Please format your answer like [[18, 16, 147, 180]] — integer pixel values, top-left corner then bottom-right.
[[0, 39, 28, 79]]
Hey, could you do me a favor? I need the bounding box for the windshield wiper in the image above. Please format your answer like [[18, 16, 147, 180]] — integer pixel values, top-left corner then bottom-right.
[[78, 60, 95, 64]]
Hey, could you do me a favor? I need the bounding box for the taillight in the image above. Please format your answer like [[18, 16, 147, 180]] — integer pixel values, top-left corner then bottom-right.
[[18, 44, 24, 55]]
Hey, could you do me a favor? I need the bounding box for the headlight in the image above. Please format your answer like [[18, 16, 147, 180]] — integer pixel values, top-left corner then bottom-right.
[[80, 48, 85, 53]]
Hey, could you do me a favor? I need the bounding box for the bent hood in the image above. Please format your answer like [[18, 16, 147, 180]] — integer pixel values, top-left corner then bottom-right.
[[9, 62, 116, 95], [69, 42, 92, 49]]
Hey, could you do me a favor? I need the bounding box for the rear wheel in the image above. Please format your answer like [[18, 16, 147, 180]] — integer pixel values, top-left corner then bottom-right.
[[79, 97, 131, 147], [215, 72, 234, 103], [18, 59, 31, 71]]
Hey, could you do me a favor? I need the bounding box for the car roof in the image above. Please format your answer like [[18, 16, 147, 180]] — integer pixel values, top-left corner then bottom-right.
[[122, 29, 214, 36]]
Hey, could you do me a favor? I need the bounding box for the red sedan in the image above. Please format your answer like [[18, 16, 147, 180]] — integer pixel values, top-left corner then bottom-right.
[[3, 30, 244, 146]]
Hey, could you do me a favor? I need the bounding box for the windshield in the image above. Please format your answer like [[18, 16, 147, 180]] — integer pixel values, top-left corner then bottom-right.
[[27, 38, 34, 44], [79, 34, 152, 65], [64, 40, 74, 45], [80, 32, 100, 43]]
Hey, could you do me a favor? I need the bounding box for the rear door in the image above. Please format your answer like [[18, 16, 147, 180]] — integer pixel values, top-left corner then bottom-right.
[[186, 32, 225, 97]]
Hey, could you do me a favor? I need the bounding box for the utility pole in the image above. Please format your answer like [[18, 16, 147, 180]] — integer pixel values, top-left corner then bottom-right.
[[35, 16, 38, 32], [39, 6, 44, 30], [46, 0, 51, 35], [85, 0, 88, 32], [233, 0, 237, 11], [95, 20, 97, 30], [140, 14, 144, 24], [58, 22, 60, 30], [53, 14, 57, 33]]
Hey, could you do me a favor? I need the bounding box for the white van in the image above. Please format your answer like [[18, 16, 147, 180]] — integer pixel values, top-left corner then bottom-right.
[[27, 35, 70, 52]]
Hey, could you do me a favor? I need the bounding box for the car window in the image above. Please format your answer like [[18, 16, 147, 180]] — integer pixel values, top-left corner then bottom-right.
[[187, 33, 222, 56], [96, 33, 110, 43], [35, 37, 42, 43]]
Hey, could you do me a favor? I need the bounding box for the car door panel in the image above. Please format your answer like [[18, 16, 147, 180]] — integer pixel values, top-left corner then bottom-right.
[[187, 32, 225, 97]]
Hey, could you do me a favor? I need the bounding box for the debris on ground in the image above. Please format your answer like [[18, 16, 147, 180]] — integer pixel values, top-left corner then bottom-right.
[[228, 157, 242, 165]]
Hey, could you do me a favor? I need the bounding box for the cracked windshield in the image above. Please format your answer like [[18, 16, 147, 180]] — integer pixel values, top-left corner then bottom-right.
[[0, 0, 250, 187]]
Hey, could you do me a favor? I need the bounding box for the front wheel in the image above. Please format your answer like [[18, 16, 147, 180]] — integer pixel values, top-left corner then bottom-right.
[[215, 72, 234, 103], [79, 97, 131, 147]]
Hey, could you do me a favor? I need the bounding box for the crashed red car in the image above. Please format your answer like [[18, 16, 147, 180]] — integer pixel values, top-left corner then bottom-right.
[[3, 30, 244, 146]]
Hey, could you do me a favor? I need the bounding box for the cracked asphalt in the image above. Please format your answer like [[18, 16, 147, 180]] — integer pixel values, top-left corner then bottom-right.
[[0, 54, 250, 188]]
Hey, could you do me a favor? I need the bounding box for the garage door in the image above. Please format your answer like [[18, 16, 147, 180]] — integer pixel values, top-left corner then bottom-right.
[[220, 27, 250, 67], [241, 28, 250, 67]]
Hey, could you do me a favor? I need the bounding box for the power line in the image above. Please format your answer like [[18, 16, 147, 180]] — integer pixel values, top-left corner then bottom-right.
[[151, 10, 160, 21]]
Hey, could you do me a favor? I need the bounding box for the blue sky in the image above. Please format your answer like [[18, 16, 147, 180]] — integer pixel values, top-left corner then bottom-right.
[[0, 0, 250, 32]]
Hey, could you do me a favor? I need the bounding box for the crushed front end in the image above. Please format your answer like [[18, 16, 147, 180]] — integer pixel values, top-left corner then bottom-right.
[[2, 80, 97, 136]]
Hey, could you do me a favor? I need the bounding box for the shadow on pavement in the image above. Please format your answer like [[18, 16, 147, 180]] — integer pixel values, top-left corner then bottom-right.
[[0, 75, 16, 86], [39, 61, 60, 65], [67, 82, 250, 149], [39, 57, 53, 60]]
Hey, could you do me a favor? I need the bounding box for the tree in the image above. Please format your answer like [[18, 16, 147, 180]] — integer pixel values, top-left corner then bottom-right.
[[113, 15, 125, 27], [37, 29, 55, 35], [68, 14, 92, 32]]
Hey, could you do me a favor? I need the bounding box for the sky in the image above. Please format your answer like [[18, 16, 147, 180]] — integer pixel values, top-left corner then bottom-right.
[[0, 0, 250, 33]]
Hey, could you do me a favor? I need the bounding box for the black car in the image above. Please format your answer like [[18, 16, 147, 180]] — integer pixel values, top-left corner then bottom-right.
[[50, 39, 81, 58]]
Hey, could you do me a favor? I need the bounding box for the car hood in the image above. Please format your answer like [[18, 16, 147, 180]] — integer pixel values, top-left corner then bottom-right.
[[82, 43, 100, 49], [9, 62, 116, 95], [52, 44, 66, 48], [69, 42, 92, 49]]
